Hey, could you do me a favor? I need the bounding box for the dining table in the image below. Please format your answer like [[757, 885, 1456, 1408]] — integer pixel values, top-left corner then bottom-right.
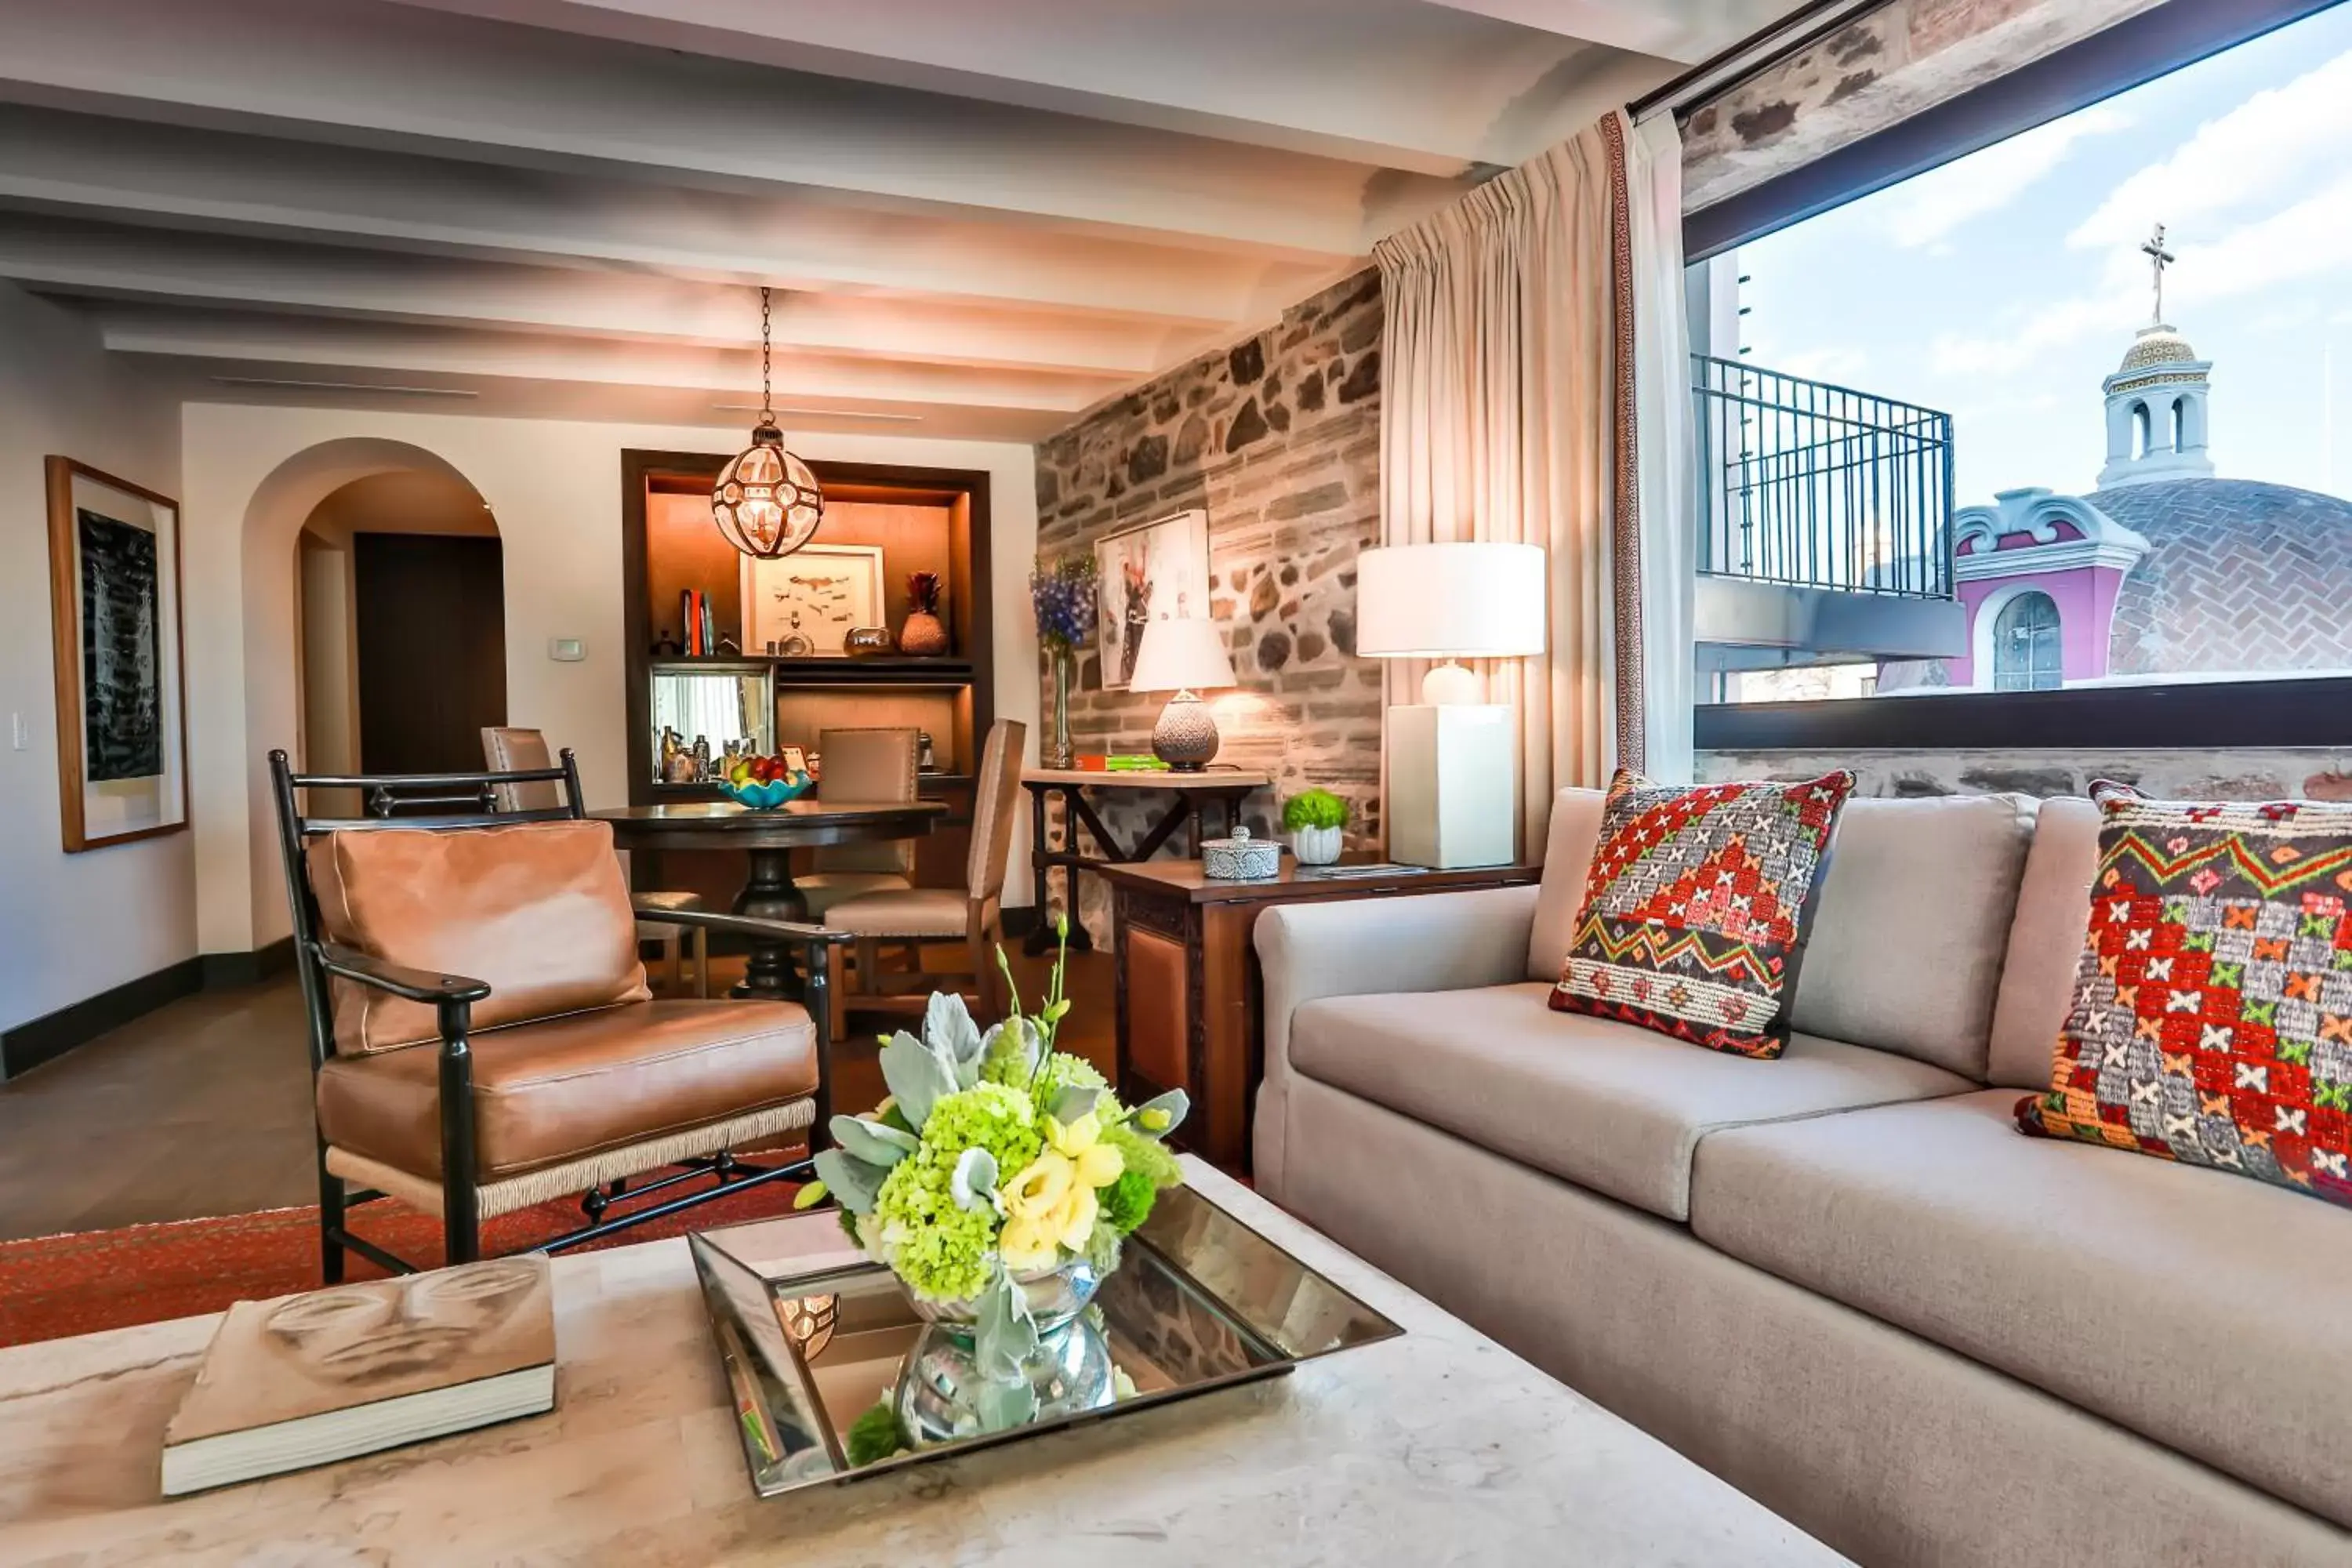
[[593, 799, 946, 1000]]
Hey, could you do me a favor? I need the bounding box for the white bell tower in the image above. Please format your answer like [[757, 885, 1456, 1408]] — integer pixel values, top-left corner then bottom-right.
[[2096, 225, 2214, 490]]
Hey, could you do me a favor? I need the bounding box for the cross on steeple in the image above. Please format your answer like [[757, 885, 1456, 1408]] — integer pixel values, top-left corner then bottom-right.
[[2141, 223, 2176, 325]]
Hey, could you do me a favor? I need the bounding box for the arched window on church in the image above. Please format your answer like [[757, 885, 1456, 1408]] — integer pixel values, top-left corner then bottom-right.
[[2132, 401, 2153, 459], [1992, 591, 2063, 691], [2170, 397, 2187, 452]]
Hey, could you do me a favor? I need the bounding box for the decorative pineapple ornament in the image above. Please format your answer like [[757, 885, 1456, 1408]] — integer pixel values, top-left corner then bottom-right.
[[898, 570, 949, 655]]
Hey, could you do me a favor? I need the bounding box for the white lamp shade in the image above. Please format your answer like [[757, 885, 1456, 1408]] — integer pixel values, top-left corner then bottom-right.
[[1127, 617, 1236, 693], [1355, 542, 1547, 659]]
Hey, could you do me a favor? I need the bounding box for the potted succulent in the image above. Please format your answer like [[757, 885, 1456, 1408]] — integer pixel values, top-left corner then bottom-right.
[[1283, 788, 1348, 866]]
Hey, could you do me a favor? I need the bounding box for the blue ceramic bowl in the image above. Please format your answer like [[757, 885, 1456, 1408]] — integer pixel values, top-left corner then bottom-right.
[[718, 775, 813, 810]]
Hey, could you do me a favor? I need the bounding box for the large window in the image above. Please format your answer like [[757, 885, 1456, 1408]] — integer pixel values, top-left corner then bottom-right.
[[1693, 0, 2352, 742]]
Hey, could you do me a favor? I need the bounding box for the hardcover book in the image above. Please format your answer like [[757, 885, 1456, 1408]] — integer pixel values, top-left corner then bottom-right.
[[162, 1256, 556, 1496]]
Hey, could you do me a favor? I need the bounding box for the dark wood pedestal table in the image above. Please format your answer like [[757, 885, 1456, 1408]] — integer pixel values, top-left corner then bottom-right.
[[1019, 768, 1271, 953], [594, 800, 946, 999]]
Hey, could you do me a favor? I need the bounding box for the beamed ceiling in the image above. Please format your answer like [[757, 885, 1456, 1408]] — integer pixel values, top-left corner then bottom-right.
[[0, 0, 1802, 440]]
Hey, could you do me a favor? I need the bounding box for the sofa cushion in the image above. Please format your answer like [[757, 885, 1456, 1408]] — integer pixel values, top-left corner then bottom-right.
[[309, 819, 649, 1053], [317, 999, 818, 1180], [1550, 769, 1857, 1058], [1690, 1089, 2352, 1530], [1525, 787, 1606, 982], [1987, 795, 2101, 1090], [2018, 783, 2352, 1206], [1788, 793, 2032, 1080], [1289, 981, 1972, 1221]]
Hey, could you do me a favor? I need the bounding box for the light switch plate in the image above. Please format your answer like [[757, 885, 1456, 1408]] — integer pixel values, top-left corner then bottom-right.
[[9, 713, 25, 751], [547, 637, 586, 662]]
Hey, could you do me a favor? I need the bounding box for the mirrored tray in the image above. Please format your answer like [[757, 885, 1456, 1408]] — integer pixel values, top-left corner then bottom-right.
[[689, 1183, 1403, 1497]]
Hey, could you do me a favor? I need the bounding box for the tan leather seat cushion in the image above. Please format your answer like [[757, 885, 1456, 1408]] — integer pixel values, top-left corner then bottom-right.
[[797, 871, 914, 918], [310, 820, 650, 1052], [1690, 1090, 2352, 1530], [1788, 793, 2034, 1080], [828, 886, 966, 938], [316, 1000, 817, 1180], [1290, 982, 1973, 1221]]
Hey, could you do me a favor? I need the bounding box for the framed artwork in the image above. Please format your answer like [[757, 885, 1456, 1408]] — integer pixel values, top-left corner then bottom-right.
[[742, 543, 884, 657], [45, 456, 189, 852], [1094, 508, 1210, 690]]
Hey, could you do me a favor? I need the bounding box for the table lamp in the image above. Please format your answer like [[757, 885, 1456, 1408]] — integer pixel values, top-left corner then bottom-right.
[[1356, 542, 1547, 867], [1129, 617, 1237, 771]]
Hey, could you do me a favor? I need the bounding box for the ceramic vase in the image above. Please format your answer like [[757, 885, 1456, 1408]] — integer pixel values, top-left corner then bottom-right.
[[898, 611, 949, 656], [1293, 824, 1343, 866]]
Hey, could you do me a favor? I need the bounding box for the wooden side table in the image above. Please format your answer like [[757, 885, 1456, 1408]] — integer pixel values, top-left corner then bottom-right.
[[1019, 768, 1270, 952], [1098, 857, 1539, 1173]]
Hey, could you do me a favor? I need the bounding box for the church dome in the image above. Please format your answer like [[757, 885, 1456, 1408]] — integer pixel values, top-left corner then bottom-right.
[[2096, 479, 2352, 674], [2116, 324, 2198, 374]]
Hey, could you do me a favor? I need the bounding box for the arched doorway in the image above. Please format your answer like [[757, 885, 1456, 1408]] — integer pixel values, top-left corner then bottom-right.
[[1991, 590, 2063, 691], [296, 469, 505, 780]]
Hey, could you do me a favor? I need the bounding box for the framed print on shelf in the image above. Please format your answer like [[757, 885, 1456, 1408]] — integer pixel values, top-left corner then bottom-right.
[[1094, 508, 1210, 690], [742, 543, 884, 657], [45, 456, 189, 852]]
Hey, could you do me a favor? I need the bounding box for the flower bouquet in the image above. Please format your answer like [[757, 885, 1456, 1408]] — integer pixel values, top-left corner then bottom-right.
[[798, 924, 1188, 1454], [1029, 556, 1098, 768]]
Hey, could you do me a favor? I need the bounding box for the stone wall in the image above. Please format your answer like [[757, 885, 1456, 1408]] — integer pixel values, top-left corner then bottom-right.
[[1698, 747, 2352, 803], [1682, 0, 2163, 212], [1033, 269, 1385, 938]]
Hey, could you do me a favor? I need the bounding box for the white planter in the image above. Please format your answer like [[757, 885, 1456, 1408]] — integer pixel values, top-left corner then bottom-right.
[[1291, 824, 1344, 866]]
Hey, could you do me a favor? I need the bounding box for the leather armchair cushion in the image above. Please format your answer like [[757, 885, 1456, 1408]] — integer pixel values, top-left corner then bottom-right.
[[309, 820, 650, 1053], [316, 999, 818, 1179]]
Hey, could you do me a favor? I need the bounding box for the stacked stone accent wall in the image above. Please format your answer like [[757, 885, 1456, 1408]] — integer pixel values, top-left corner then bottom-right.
[[1698, 748, 2352, 804], [1033, 268, 1385, 938]]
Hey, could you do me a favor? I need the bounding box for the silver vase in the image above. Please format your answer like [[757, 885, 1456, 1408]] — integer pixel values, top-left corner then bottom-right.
[[891, 1262, 1116, 1447]]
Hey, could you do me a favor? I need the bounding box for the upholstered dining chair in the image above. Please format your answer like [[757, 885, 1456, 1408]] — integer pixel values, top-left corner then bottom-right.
[[824, 718, 1025, 1033], [270, 748, 847, 1278], [482, 726, 707, 996], [796, 727, 921, 917]]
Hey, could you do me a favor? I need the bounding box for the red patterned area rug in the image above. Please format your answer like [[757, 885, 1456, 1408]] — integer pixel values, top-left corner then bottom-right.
[[0, 1173, 807, 1348]]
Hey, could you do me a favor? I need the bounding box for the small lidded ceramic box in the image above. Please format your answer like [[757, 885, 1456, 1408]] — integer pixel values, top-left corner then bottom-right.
[[1201, 824, 1280, 881]]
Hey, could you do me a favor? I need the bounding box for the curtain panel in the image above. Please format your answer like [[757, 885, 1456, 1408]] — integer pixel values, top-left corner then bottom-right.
[[1374, 109, 1692, 863]]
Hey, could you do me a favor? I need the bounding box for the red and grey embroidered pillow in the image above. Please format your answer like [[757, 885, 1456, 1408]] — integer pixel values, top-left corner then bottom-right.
[[1548, 768, 1856, 1058], [2018, 782, 2352, 1207]]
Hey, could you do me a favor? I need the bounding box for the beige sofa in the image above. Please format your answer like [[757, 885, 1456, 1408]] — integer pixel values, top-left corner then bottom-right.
[[1254, 790, 2352, 1568]]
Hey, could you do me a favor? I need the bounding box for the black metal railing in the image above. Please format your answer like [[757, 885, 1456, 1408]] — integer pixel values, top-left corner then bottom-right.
[[1691, 355, 1955, 598]]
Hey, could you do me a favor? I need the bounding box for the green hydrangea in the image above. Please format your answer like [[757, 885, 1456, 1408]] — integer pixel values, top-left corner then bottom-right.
[[869, 1082, 1043, 1302], [1035, 1051, 1107, 1101], [845, 1402, 907, 1468], [1099, 1167, 1157, 1233], [1102, 1120, 1181, 1191]]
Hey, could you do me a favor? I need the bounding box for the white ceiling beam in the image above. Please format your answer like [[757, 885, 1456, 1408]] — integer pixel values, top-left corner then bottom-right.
[[0, 106, 1335, 329], [376, 0, 1647, 173], [0, 0, 1462, 258], [1413, 0, 1750, 64], [93, 307, 1119, 415], [0, 216, 1203, 378]]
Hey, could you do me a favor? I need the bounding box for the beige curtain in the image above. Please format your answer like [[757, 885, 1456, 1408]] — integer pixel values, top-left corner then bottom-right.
[[1374, 113, 1643, 862]]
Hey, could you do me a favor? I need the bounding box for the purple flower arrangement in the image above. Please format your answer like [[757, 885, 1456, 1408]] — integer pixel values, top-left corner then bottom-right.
[[1030, 557, 1099, 653]]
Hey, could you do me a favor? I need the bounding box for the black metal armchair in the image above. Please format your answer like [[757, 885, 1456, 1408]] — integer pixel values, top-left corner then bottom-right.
[[270, 749, 848, 1278]]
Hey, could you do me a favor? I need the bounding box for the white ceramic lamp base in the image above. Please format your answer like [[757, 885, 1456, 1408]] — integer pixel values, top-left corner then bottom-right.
[[1386, 704, 1515, 869]]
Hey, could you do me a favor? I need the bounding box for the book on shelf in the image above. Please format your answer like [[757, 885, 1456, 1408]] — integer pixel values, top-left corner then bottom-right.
[[162, 1256, 557, 1496]]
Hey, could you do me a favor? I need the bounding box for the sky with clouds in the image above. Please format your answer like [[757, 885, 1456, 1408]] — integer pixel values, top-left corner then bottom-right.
[[1737, 2, 2352, 506]]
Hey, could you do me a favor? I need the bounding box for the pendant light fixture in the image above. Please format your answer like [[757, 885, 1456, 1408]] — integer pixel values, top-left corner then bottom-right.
[[712, 286, 824, 559]]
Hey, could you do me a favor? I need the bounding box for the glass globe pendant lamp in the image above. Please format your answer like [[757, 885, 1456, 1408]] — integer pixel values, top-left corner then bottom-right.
[[712, 286, 824, 559]]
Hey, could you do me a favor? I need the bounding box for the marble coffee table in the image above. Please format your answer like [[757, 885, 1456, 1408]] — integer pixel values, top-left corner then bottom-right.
[[0, 1160, 1849, 1566]]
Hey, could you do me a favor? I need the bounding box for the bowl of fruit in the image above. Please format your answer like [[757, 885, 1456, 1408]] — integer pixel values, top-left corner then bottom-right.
[[719, 753, 815, 810]]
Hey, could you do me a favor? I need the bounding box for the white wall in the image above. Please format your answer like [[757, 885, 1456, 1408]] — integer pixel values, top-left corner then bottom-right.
[[181, 403, 1040, 956], [0, 281, 194, 1031]]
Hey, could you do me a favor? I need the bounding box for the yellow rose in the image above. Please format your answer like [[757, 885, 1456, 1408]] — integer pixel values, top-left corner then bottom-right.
[[1045, 1112, 1125, 1190], [998, 1150, 1099, 1270]]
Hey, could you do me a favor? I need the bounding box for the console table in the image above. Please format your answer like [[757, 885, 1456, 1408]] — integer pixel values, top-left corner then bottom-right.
[[1018, 768, 1269, 952], [1096, 857, 1538, 1172]]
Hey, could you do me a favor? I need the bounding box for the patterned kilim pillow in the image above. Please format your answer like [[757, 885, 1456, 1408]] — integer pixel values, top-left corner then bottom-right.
[[1548, 768, 1856, 1058], [2018, 782, 2352, 1207]]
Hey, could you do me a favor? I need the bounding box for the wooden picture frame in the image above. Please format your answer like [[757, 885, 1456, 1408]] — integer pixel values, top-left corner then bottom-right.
[[45, 456, 190, 852], [742, 542, 885, 657]]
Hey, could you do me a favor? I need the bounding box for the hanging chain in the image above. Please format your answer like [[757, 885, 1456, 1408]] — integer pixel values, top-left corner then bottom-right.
[[758, 285, 774, 425]]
